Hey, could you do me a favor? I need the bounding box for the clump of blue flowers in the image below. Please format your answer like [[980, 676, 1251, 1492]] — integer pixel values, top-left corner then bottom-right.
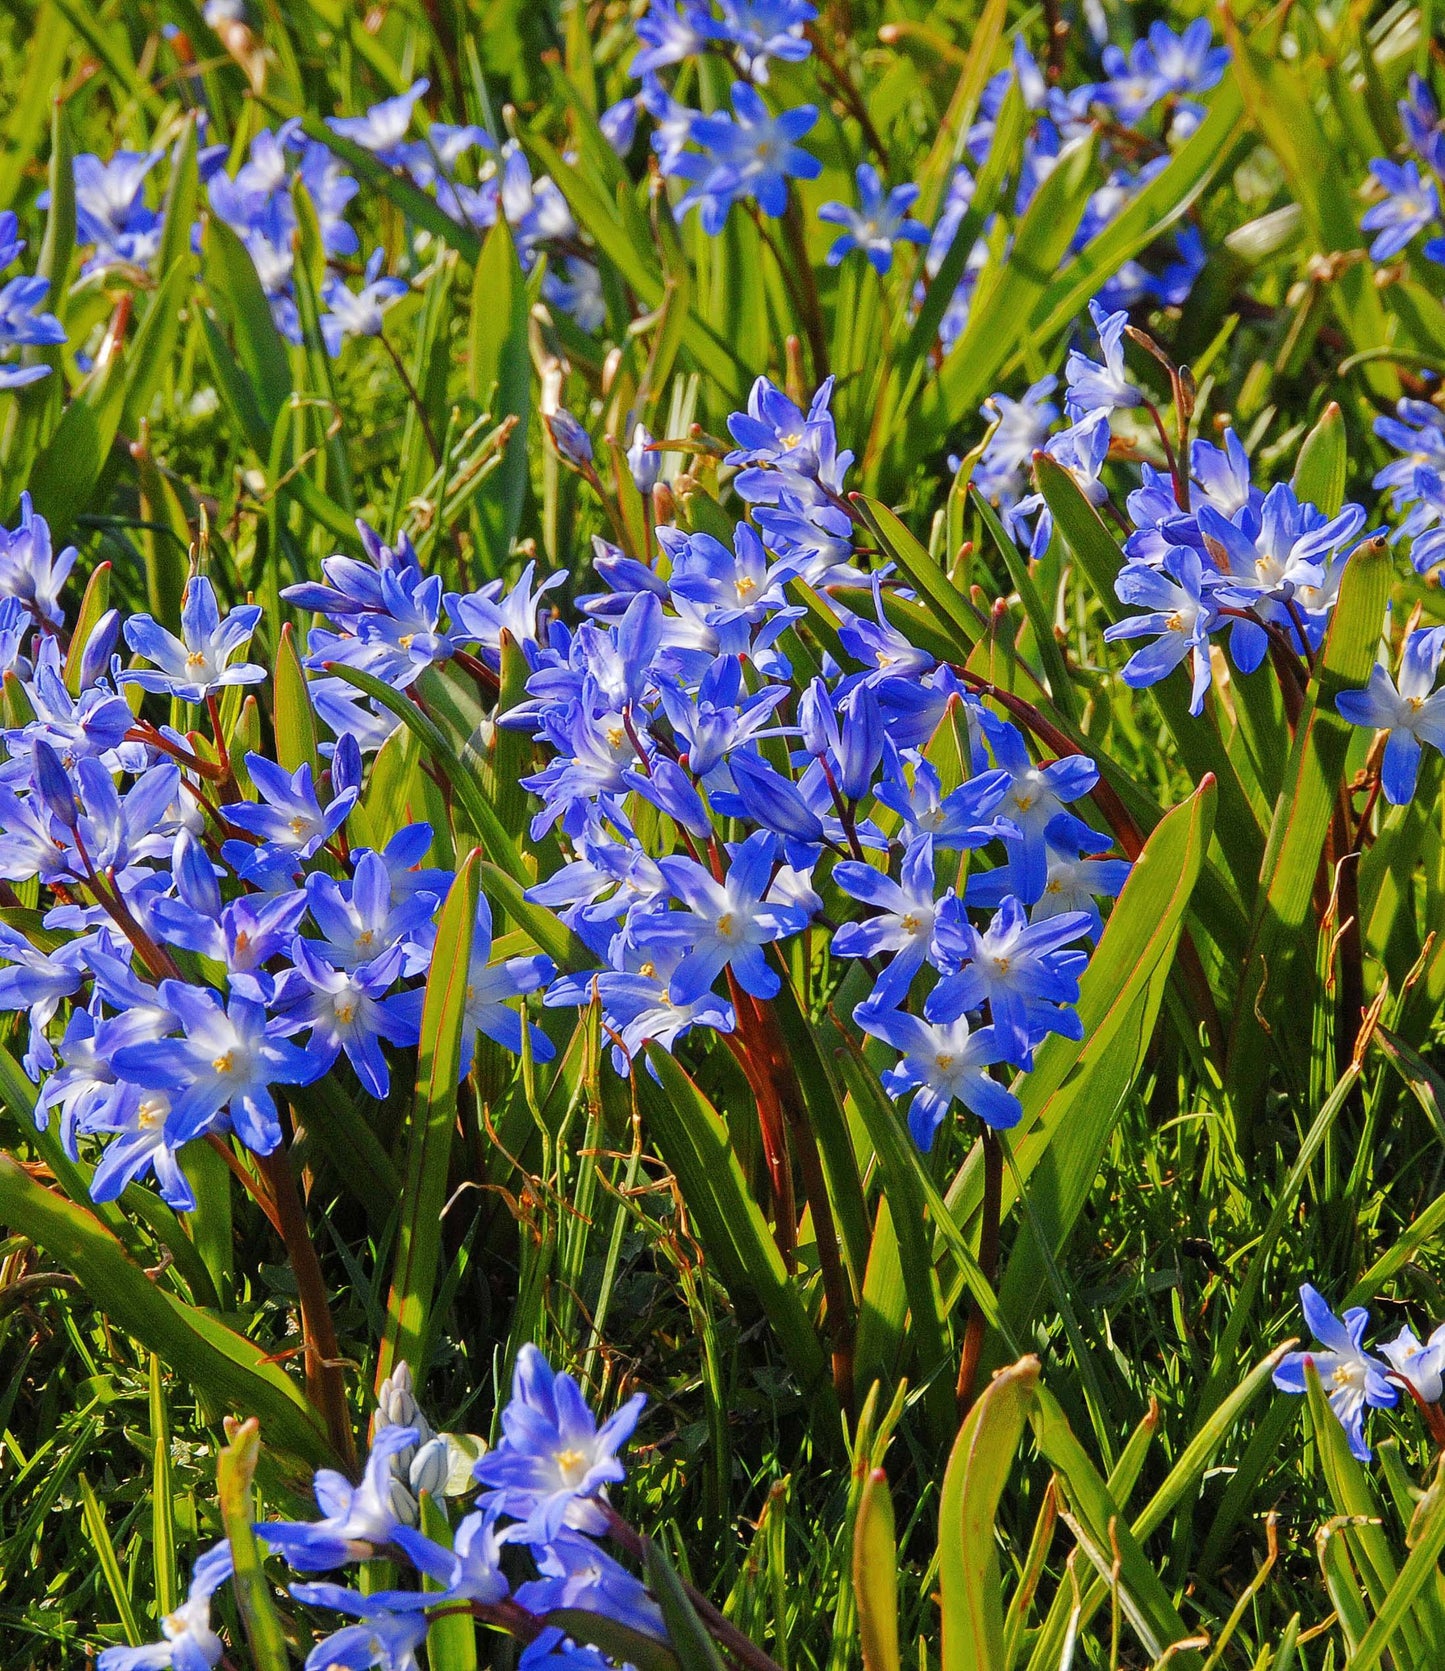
[[100, 1351, 668, 1671]]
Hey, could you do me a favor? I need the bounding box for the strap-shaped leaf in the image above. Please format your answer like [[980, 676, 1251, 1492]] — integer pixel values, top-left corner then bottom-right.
[[0, 1153, 337, 1467], [939, 1355, 1039, 1671], [217, 1419, 290, 1671], [1228, 538, 1392, 1103]]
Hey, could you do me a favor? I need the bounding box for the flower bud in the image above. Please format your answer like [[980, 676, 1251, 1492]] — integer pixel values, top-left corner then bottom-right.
[[546, 409, 594, 469], [32, 739, 78, 829], [408, 1435, 448, 1502], [627, 423, 660, 494], [77, 608, 120, 690]]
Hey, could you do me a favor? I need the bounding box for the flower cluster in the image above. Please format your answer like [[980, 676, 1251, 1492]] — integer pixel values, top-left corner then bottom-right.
[[1273, 1284, 1445, 1460], [0, 512, 559, 1212], [981, 301, 1374, 721], [924, 25, 1225, 355], [507, 373, 1123, 1146], [99, 1350, 659, 1671]]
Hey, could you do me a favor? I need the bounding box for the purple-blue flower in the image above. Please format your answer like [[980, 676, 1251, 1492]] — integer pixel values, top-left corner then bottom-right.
[[818, 164, 929, 274], [1273, 1285, 1398, 1460], [856, 1005, 1020, 1149], [473, 1343, 647, 1539]]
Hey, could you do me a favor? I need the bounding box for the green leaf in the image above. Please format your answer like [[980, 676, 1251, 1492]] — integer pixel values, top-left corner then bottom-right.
[[150, 1353, 178, 1620], [272, 622, 320, 775], [1350, 1456, 1445, 1671], [939, 1355, 1039, 1671], [377, 851, 482, 1387], [850, 494, 981, 662], [203, 213, 294, 443], [62, 561, 112, 696], [1292, 401, 1348, 515], [468, 222, 531, 563], [0, 4, 71, 211], [1029, 77, 1245, 345], [928, 134, 1098, 428], [417, 1493, 478, 1671], [644, 1538, 727, 1671], [123, 254, 199, 441], [26, 348, 130, 543], [1029, 1384, 1204, 1668], [216, 1420, 290, 1671], [982, 779, 1214, 1336], [549, 1611, 681, 1671], [854, 1467, 901, 1671], [78, 1472, 143, 1645], [641, 1046, 834, 1412], [972, 486, 1077, 723], [0, 1153, 337, 1468], [1228, 538, 1393, 1103]]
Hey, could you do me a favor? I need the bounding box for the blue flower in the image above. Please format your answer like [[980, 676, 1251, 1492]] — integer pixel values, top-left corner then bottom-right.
[[675, 82, 820, 233], [516, 1529, 666, 1640], [0, 922, 89, 1079], [73, 150, 163, 274], [1380, 1322, 1445, 1404], [974, 377, 1059, 512], [650, 829, 812, 1002], [1064, 300, 1143, 421], [111, 983, 324, 1154], [0, 492, 76, 627], [303, 847, 440, 975], [817, 164, 929, 274], [1103, 547, 1220, 716], [630, 0, 719, 75], [1273, 1285, 1398, 1461], [855, 1005, 1020, 1149], [384, 1507, 509, 1607], [545, 943, 735, 1077], [832, 836, 943, 1007], [1401, 73, 1445, 176], [288, 1586, 429, 1671], [272, 941, 420, 1099], [258, 1423, 420, 1570], [329, 79, 430, 166], [321, 249, 407, 355], [714, 0, 816, 81], [223, 755, 359, 859], [872, 754, 1013, 850], [968, 818, 1129, 942], [979, 715, 1099, 906], [1137, 20, 1230, 98], [926, 894, 1092, 1069], [0, 272, 65, 385], [123, 575, 265, 703], [97, 1540, 233, 1671], [521, 1627, 615, 1671], [725, 374, 852, 500], [1336, 626, 1445, 804], [87, 1083, 197, 1213], [451, 895, 555, 1072], [473, 1342, 647, 1539], [1361, 159, 1440, 261], [547, 409, 595, 469]]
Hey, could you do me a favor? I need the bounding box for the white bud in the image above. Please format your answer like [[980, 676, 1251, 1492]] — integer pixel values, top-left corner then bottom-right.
[[409, 1436, 449, 1502]]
